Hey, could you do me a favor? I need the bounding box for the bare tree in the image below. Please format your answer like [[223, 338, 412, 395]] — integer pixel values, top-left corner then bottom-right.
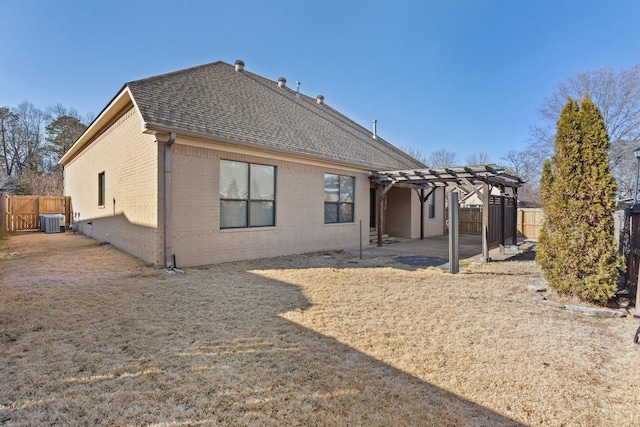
[[500, 149, 541, 205], [0, 107, 19, 176], [531, 64, 640, 199], [7, 102, 49, 175], [0, 102, 92, 194], [501, 150, 537, 178], [399, 146, 428, 165], [464, 152, 491, 166], [427, 149, 458, 167]]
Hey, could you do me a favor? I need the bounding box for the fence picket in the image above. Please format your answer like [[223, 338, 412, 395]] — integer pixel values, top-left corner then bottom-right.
[[3, 195, 70, 232]]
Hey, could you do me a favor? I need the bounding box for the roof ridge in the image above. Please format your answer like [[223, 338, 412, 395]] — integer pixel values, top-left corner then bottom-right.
[[125, 60, 424, 170], [127, 60, 228, 85]]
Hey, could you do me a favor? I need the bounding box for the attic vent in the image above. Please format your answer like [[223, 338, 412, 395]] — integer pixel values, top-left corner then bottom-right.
[[316, 95, 324, 105], [234, 60, 245, 72], [277, 77, 286, 88]]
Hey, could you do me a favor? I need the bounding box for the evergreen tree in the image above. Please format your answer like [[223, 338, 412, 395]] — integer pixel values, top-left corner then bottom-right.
[[536, 95, 623, 303], [45, 114, 87, 171]]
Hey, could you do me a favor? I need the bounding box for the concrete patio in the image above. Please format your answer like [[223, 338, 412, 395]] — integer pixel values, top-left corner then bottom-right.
[[347, 234, 529, 268]]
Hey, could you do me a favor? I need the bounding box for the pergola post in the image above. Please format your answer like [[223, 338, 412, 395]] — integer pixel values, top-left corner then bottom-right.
[[499, 188, 505, 255], [375, 182, 396, 247], [481, 181, 491, 262], [414, 188, 433, 240], [377, 184, 383, 247], [449, 191, 459, 274], [420, 188, 425, 240], [512, 187, 518, 246]]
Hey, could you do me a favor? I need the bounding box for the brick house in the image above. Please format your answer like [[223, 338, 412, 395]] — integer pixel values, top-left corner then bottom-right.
[[59, 60, 443, 268]]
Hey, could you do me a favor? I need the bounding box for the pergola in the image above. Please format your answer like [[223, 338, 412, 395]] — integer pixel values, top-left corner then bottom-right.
[[369, 164, 525, 262]]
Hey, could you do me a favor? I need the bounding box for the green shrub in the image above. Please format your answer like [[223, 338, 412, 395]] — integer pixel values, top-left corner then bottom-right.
[[536, 96, 624, 303]]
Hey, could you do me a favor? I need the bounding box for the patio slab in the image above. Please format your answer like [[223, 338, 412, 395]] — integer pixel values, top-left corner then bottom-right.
[[347, 234, 528, 268]]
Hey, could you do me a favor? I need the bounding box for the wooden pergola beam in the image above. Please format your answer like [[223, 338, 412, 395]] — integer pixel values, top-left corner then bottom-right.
[[369, 164, 525, 259], [370, 165, 524, 189]]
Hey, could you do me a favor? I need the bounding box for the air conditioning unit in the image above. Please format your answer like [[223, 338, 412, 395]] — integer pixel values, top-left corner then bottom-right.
[[40, 214, 64, 233]]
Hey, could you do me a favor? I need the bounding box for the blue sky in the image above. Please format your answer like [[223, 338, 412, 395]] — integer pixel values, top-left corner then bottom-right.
[[2, 0, 639, 164]]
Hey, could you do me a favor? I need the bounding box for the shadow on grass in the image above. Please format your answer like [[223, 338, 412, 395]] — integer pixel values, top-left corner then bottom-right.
[[0, 232, 525, 425], [502, 246, 537, 263]]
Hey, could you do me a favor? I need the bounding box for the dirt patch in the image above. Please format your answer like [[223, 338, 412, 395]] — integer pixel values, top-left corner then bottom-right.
[[1, 232, 639, 425]]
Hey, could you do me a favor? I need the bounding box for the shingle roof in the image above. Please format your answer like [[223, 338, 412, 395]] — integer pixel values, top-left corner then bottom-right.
[[126, 61, 424, 170]]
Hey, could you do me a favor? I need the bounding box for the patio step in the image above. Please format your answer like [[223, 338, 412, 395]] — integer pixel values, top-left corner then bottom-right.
[[369, 228, 388, 243]]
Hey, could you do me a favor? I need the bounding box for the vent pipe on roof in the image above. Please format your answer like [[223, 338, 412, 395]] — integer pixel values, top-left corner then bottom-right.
[[277, 77, 286, 88], [316, 95, 324, 105], [372, 119, 378, 140], [295, 81, 300, 98], [234, 60, 245, 72]]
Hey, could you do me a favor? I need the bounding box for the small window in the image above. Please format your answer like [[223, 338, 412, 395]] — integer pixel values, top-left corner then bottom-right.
[[98, 172, 105, 207], [428, 191, 435, 219], [324, 173, 354, 223], [220, 160, 275, 229]]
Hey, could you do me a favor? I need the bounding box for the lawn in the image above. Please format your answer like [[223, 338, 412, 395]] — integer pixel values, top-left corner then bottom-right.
[[0, 232, 639, 426]]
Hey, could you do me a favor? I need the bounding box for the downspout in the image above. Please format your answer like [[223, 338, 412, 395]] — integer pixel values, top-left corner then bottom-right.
[[162, 132, 176, 269]]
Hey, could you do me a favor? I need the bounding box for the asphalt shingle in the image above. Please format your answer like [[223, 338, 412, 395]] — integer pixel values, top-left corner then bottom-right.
[[126, 61, 424, 171]]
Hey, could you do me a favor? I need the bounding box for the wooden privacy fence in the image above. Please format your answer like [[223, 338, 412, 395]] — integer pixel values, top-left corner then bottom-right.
[[623, 208, 640, 304], [455, 205, 543, 240], [454, 197, 518, 243], [458, 206, 483, 234], [517, 208, 543, 239], [1, 194, 71, 233]]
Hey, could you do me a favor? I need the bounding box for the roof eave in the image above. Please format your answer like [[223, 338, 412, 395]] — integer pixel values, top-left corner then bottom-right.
[[59, 86, 141, 165], [143, 123, 394, 172]]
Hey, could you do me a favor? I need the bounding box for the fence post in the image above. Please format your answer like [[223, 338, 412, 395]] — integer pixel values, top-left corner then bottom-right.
[[517, 209, 522, 238], [499, 195, 505, 254], [512, 192, 518, 245], [630, 209, 639, 317], [65, 196, 71, 228], [0, 192, 6, 239], [636, 262, 640, 319]]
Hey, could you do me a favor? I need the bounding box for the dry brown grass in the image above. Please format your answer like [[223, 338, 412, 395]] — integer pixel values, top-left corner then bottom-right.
[[1, 232, 639, 426]]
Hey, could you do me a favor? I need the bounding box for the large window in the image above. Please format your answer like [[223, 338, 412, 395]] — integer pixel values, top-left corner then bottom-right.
[[220, 160, 275, 228], [98, 172, 105, 207], [324, 173, 354, 223]]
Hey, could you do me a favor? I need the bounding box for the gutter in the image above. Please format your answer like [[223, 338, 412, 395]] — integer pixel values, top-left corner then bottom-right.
[[143, 123, 416, 172], [157, 132, 177, 269]]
